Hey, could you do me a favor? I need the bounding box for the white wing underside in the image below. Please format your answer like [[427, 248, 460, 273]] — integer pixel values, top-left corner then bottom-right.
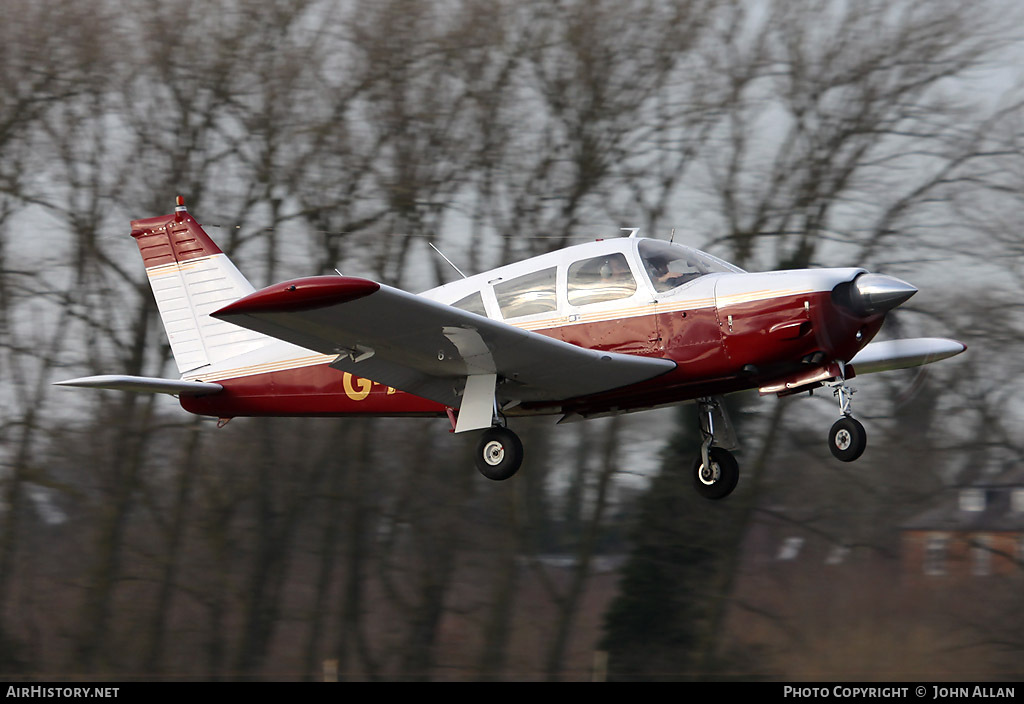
[[848, 337, 966, 375], [54, 374, 223, 396]]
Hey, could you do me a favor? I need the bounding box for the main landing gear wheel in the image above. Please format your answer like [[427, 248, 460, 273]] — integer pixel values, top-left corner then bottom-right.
[[828, 416, 867, 462], [692, 397, 741, 500], [475, 426, 524, 481], [693, 447, 739, 500]]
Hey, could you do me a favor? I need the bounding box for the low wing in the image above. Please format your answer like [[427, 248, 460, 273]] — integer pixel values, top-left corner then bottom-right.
[[55, 374, 223, 396], [211, 275, 675, 430], [847, 337, 966, 375]]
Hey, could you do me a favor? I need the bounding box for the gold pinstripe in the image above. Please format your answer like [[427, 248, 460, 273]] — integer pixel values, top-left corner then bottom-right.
[[180, 287, 820, 383], [146, 254, 222, 278], [184, 353, 335, 383], [511, 288, 816, 331]]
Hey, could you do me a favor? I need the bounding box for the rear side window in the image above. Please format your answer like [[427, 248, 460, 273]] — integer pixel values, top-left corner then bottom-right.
[[567, 253, 637, 306], [493, 267, 557, 319], [452, 291, 487, 317]]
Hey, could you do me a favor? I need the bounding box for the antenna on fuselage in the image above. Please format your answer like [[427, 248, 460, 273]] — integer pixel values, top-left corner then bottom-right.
[[428, 241, 468, 279], [669, 228, 676, 244], [620, 227, 640, 238]]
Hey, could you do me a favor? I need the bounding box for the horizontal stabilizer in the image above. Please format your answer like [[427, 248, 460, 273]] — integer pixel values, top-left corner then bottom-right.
[[54, 375, 222, 396], [848, 337, 966, 375]]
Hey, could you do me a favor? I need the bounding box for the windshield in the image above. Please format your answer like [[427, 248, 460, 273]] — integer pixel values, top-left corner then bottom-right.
[[638, 239, 742, 293]]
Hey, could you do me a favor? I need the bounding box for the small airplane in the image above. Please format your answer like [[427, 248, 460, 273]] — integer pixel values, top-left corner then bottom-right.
[[57, 197, 966, 499]]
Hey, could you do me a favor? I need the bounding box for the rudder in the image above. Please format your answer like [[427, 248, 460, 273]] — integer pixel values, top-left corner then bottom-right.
[[131, 197, 269, 374]]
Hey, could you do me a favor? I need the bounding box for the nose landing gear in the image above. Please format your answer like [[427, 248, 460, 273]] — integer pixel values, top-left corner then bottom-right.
[[825, 371, 867, 462]]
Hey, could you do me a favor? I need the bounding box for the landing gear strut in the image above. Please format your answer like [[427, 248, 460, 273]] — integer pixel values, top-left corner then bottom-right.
[[825, 370, 867, 462], [693, 397, 739, 500]]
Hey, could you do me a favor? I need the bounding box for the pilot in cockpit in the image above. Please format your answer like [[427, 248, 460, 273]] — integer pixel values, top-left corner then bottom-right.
[[649, 258, 680, 284], [648, 257, 703, 291]]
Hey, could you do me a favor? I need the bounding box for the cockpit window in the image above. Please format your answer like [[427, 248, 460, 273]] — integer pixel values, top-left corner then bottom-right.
[[452, 291, 487, 317], [494, 267, 558, 319], [638, 239, 742, 293], [567, 253, 637, 306]]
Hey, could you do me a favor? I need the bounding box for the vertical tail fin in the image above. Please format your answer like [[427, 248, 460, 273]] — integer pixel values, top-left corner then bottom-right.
[[131, 197, 269, 375]]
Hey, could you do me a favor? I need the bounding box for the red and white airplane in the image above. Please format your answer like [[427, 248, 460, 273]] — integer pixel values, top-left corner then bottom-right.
[[58, 198, 966, 499]]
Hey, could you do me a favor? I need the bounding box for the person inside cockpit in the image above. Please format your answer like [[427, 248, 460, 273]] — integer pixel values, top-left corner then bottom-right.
[[639, 239, 744, 293], [648, 258, 689, 290]]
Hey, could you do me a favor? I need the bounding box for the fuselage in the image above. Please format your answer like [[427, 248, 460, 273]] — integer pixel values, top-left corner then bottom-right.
[[180, 237, 886, 420]]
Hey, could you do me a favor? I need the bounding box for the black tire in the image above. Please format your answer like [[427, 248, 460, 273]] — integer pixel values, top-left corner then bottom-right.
[[693, 447, 739, 500], [829, 416, 867, 462], [475, 427, 524, 481]]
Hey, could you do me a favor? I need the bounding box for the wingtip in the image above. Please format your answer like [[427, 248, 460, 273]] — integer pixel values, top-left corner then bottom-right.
[[212, 276, 380, 318], [52, 374, 223, 396], [938, 338, 968, 357]]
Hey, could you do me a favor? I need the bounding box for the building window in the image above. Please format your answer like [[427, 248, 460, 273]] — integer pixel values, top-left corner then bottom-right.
[[924, 534, 947, 576], [959, 488, 985, 512], [825, 544, 850, 566], [971, 535, 992, 577], [777, 536, 804, 561], [1011, 488, 1024, 514]]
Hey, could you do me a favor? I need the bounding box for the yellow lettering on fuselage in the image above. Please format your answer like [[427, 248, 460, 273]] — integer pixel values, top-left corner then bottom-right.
[[343, 373, 372, 401]]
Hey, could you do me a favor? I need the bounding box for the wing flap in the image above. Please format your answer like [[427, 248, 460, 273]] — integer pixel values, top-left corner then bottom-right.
[[212, 276, 676, 408]]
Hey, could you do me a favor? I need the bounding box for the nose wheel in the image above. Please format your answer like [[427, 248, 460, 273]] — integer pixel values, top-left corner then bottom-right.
[[829, 416, 866, 462], [474, 426, 523, 481]]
